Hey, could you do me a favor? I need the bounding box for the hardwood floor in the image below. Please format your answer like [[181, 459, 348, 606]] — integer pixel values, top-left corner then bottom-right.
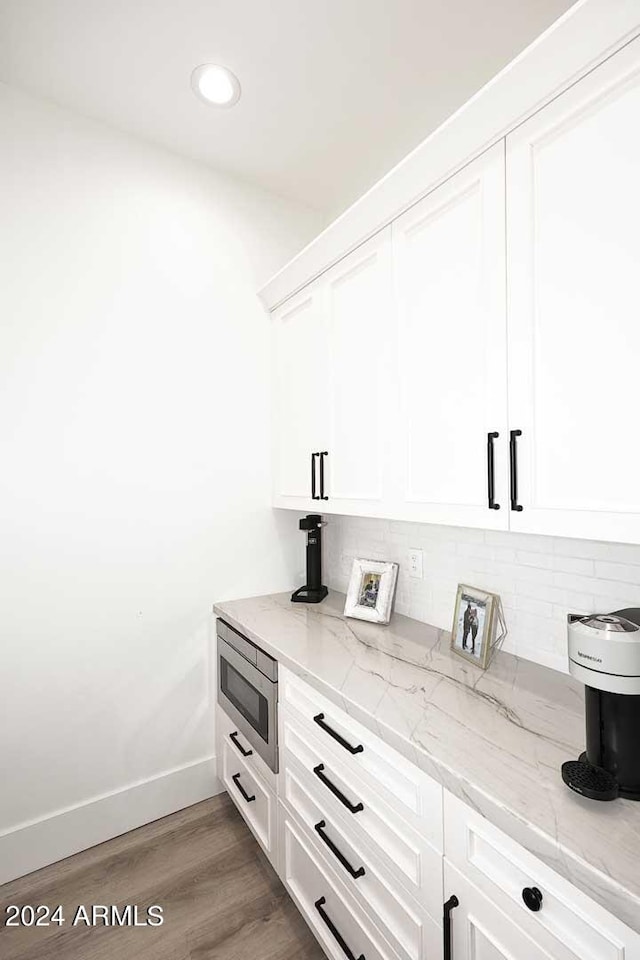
[[0, 793, 326, 960]]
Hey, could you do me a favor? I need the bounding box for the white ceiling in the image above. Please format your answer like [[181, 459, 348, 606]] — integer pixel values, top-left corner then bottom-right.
[[0, 0, 575, 218]]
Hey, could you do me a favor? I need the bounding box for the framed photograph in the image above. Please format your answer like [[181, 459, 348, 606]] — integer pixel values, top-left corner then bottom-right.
[[451, 584, 496, 669], [344, 558, 399, 624]]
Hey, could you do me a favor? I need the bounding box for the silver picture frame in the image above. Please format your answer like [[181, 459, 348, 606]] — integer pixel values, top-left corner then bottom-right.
[[344, 558, 399, 624]]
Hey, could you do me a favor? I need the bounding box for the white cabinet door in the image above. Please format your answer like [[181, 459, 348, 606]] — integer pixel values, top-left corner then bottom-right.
[[444, 791, 639, 960], [507, 35, 640, 542], [392, 142, 508, 529], [272, 281, 328, 505], [321, 229, 395, 514], [272, 231, 394, 515], [446, 862, 556, 960]]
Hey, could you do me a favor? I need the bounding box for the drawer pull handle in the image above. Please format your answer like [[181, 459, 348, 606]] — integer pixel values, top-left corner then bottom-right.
[[314, 896, 365, 960], [314, 713, 364, 754], [313, 764, 364, 813], [231, 773, 256, 803], [443, 895, 459, 960], [509, 429, 524, 511], [319, 451, 329, 500], [229, 731, 253, 757], [487, 431, 500, 510], [314, 820, 365, 879], [522, 887, 543, 912]]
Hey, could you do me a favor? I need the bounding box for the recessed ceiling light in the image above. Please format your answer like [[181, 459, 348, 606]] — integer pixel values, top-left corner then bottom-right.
[[191, 64, 241, 107]]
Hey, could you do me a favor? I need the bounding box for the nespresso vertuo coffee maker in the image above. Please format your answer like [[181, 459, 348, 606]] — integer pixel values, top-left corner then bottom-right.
[[291, 515, 328, 604], [562, 609, 640, 801]]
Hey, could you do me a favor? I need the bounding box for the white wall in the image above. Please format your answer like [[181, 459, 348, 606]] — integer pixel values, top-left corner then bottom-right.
[[324, 515, 640, 673], [0, 82, 323, 880]]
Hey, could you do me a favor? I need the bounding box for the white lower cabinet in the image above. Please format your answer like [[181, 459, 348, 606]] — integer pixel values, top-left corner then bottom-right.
[[281, 809, 440, 960], [219, 668, 640, 960], [216, 700, 277, 792], [444, 791, 639, 960], [281, 760, 441, 960], [280, 666, 443, 850], [218, 709, 278, 865], [445, 861, 557, 960], [282, 717, 443, 920]]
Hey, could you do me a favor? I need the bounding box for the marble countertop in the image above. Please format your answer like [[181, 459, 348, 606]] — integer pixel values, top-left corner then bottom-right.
[[213, 590, 640, 933]]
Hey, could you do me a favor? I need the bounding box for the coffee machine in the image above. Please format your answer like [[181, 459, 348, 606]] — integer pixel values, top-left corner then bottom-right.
[[291, 514, 328, 604], [562, 609, 640, 801]]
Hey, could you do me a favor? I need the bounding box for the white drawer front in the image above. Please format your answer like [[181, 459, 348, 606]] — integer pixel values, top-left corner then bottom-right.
[[282, 810, 404, 960], [281, 667, 442, 848], [216, 703, 277, 791], [283, 717, 442, 916], [444, 791, 638, 960], [283, 761, 438, 960], [220, 731, 277, 862]]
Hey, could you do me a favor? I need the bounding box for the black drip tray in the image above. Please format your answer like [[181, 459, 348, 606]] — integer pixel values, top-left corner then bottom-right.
[[561, 759, 619, 801]]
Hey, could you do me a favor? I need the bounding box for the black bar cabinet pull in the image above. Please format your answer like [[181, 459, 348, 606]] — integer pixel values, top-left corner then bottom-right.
[[311, 452, 320, 500], [509, 429, 524, 511], [313, 763, 364, 813], [314, 820, 365, 879], [314, 713, 364, 754], [229, 731, 253, 757], [487, 432, 500, 510], [443, 895, 459, 960], [314, 897, 365, 960], [319, 451, 329, 500], [231, 773, 256, 803]]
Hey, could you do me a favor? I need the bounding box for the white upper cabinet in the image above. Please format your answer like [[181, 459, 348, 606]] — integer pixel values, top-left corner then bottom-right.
[[391, 142, 508, 529], [273, 281, 327, 504], [269, 11, 640, 543], [322, 230, 394, 512], [506, 35, 640, 542], [272, 230, 394, 513]]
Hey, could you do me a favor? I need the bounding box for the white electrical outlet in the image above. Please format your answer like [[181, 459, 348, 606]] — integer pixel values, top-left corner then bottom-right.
[[408, 548, 423, 579]]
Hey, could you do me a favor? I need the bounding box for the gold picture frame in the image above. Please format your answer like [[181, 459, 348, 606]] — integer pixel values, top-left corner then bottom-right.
[[450, 584, 497, 669]]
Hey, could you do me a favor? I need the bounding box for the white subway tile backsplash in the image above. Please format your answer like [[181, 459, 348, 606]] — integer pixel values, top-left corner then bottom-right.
[[550, 555, 595, 576], [323, 516, 640, 674], [516, 550, 554, 568], [485, 531, 549, 552], [515, 580, 565, 605], [490, 546, 518, 564], [593, 594, 637, 615], [514, 564, 555, 584], [552, 537, 613, 560], [595, 542, 640, 565], [595, 561, 640, 585], [515, 596, 554, 618]]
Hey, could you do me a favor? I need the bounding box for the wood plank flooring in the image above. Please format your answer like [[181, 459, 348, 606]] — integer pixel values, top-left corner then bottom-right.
[[0, 793, 326, 960]]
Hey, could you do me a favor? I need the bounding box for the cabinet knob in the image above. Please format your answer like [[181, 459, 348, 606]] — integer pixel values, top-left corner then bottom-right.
[[522, 886, 543, 912]]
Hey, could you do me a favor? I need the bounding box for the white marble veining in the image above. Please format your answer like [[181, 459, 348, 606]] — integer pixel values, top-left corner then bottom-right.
[[213, 590, 640, 934]]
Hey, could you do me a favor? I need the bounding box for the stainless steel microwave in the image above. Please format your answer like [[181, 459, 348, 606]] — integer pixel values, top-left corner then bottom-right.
[[217, 618, 278, 772]]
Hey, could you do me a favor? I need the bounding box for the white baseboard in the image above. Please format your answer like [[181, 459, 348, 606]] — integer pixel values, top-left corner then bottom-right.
[[0, 756, 222, 885]]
